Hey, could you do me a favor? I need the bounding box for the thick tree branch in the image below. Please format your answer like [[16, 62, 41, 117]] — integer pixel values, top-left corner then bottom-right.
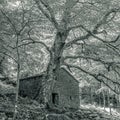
[[77, 25, 120, 56], [64, 63, 120, 94], [40, 0, 58, 26], [64, 55, 120, 65], [60, 0, 78, 31], [68, 7, 120, 32]]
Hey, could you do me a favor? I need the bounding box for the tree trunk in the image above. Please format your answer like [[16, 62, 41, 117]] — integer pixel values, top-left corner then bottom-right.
[[34, 0, 75, 106], [44, 29, 68, 104]]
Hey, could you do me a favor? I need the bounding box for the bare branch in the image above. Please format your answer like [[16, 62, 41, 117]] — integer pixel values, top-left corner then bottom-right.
[[18, 20, 29, 35], [60, 0, 78, 30], [98, 73, 120, 86], [15, 40, 51, 55], [93, 8, 120, 33], [34, 0, 58, 29], [0, 9, 18, 34], [81, 25, 120, 44], [0, 51, 17, 63], [114, 68, 120, 77], [67, 24, 83, 32]]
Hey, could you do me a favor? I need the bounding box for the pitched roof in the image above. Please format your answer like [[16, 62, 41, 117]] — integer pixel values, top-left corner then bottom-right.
[[60, 66, 79, 83], [20, 74, 43, 81], [20, 67, 79, 83]]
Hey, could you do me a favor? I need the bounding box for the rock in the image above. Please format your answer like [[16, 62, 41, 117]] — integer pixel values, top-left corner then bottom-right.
[[46, 114, 71, 120], [0, 103, 14, 113], [0, 81, 15, 95], [8, 118, 13, 120], [89, 113, 99, 117], [0, 113, 7, 120]]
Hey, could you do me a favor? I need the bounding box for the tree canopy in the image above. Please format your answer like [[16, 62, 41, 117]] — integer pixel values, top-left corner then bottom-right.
[[0, 0, 120, 96]]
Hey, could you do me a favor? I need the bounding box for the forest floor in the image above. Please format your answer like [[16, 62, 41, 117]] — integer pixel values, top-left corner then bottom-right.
[[81, 104, 120, 116], [79, 104, 120, 120], [1, 96, 120, 120]]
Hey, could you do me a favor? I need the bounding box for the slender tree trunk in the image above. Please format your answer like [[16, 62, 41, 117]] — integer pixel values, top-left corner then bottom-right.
[[13, 36, 20, 120], [107, 91, 110, 107], [107, 90, 111, 114], [79, 87, 82, 106], [98, 93, 101, 106], [116, 95, 118, 108], [99, 82, 102, 107], [116, 85, 119, 108], [102, 91, 106, 110], [90, 87, 93, 104]]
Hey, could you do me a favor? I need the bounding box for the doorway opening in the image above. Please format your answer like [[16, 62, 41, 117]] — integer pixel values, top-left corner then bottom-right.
[[52, 93, 59, 105]]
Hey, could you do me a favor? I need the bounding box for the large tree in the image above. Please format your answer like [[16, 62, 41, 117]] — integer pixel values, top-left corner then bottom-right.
[[32, 0, 120, 99], [1, 0, 120, 108]]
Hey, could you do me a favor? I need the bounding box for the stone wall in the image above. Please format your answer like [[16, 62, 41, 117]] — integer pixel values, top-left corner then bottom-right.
[[52, 68, 80, 109], [19, 75, 44, 102]]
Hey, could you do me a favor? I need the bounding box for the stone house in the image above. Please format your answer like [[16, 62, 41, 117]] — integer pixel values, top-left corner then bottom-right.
[[19, 67, 80, 108], [19, 74, 44, 103]]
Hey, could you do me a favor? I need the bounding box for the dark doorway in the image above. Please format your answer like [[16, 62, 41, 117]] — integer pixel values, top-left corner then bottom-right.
[[52, 93, 59, 105]]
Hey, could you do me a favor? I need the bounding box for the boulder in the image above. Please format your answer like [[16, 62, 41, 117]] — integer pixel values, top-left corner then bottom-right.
[[0, 81, 15, 95], [46, 114, 71, 120]]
